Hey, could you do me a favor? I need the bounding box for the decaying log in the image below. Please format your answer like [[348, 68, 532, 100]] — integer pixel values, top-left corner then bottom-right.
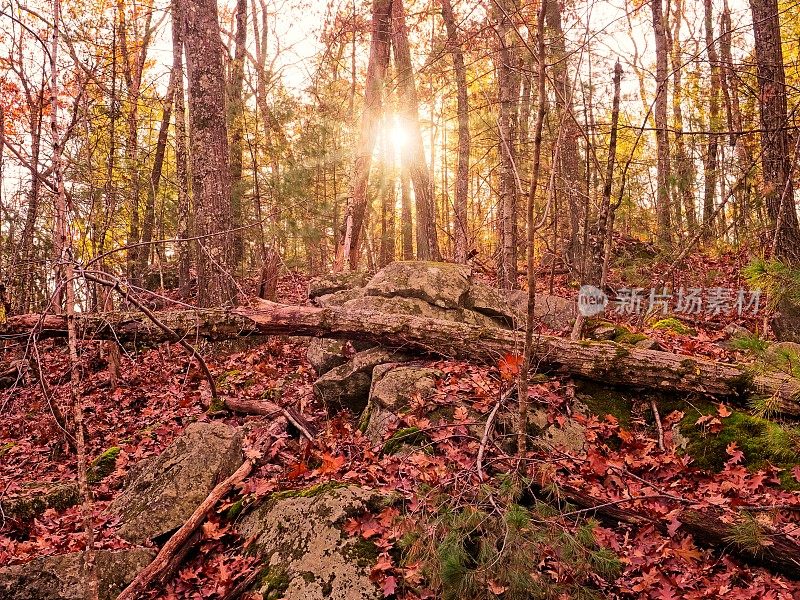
[[4, 299, 800, 415], [539, 483, 800, 579]]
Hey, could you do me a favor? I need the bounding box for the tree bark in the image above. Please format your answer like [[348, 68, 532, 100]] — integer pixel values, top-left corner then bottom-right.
[[749, 0, 800, 265], [172, 0, 191, 295], [391, 0, 441, 261], [8, 300, 800, 416], [227, 0, 248, 266], [651, 0, 673, 247], [702, 0, 721, 240], [441, 0, 470, 264], [336, 0, 392, 271], [182, 0, 237, 305]]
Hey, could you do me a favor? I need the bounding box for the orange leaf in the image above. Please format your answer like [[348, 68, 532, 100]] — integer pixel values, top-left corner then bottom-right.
[[717, 403, 732, 418], [499, 353, 523, 381]]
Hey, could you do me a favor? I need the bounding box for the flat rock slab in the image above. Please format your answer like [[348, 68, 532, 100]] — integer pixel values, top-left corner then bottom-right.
[[109, 421, 243, 544], [307, 338, 349, 375], [1, 481, 79, 525], [365, 261, 471, 309], [309, 272, 370, 299], [341, 295, 497, 328], [0, 548, 155, 600], [238, 485, 382, 600]]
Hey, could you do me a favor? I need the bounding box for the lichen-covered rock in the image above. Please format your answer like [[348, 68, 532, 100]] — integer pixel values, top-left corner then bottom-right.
[[307, 338, 349, 375], [314, 348, 411, 414], [341, 295, 497, 328], [465, 284, 576, 331], [109, 422, 243, 544], [528, 408, 588, 453], [314, 287, 365, 307], [309, 272, 370, 299], [365, 261, 471, 309], [0, 548, 155, 600], [1, 481, 79, 525], [238, 485, 382, 600], [363, 364, 442, 445]]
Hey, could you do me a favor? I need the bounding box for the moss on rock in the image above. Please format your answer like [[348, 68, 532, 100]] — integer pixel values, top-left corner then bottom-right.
[[88, 446, 121, 483], [651, 317, 696, 336], [382, 426, 427, 455]]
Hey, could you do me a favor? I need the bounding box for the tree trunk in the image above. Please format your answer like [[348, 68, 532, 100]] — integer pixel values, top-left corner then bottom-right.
[[182, 0, 236, 306], [702, 0, 721, 240], [546, 0, 584, 270], [391, 0, 441, 262], [749, 0, 800, 264], [400, 165, 414, 259], [227, 0, 248, 266], [651, 0, 673, 247], [336, 0, 392, 271], [494, 0, 518, 288], [172, 0, 191, 295], [9, 300, 800, 416], [441, 0, 470, 264]]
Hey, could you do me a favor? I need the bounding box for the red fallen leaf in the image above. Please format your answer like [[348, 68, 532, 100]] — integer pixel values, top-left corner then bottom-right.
[[285, 461, 309, 479], [498, 353, 523, 381], [382, 575, 397, 597], [695, 414, 723, 433], [453, 406, 469, 422], [717, 403, 732, 418], [488, 579, 507, 595], [201, 521, 228, 540], [726, 442, 745, 465], [319, 452, 346, 475]]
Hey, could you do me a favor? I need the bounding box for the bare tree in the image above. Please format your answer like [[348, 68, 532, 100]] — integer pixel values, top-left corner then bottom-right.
[[651, 0, 673, 246]]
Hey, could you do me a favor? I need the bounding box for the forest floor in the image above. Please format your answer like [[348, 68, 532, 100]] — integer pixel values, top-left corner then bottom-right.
[[2, 249, 800, 599]]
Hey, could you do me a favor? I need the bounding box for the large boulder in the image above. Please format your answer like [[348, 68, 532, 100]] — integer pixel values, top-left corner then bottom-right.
[[109, 422, 243, 544], [0, 548, 155, 600], [314, 348, 411, 414], [313, 287, 365, 308], [307, 338, 349, 375], [465, 283, 576, 331], [363, 364, 442, 445], [341, 295, 497, 328], [365, 261, 471, 309], [238, 485, 382, 600], [308, 272, 370, 299]]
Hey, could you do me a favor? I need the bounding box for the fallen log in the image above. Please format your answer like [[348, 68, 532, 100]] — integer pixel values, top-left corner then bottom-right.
[[4, 299, 800, 415]]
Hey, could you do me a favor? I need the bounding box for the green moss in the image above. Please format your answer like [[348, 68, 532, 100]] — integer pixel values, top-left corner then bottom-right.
[[578, 381, 633, 427], [357, 404, 372, 433], [257, 566, 291, 599], [88, 446, 121, 483], [651, 317, 696, 336], [614, 332, 648, 345], [344, 538, 380, 567], [207, 397, 227, 414], [271, 481, 345, 502], [731, 334, 770, 355], [383, 426, 427, 455], [676, 401, 800, 489], [226, 498, 245, 520], [0, 442, 15, 458]]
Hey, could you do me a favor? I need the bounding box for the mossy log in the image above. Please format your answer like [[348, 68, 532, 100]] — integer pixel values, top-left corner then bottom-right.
[[4, 299, 800, 415]]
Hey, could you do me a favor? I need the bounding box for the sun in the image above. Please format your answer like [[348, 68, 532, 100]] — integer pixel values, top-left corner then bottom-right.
[[387, 114, 408, 151]]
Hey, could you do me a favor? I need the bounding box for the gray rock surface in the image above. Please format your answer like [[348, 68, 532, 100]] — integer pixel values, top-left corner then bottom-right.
[[1, 481, 79, 525], [341, 294, 497, 328], [307, 338, 349, 375], [238, 485, 382, 600], [0, 548, 155, 600], [363, 364, 442, 444], [308, 272, 370, 299], [314, 347, 411, 414], [365, 261, 471, 308], [109, 421, 243, 544]]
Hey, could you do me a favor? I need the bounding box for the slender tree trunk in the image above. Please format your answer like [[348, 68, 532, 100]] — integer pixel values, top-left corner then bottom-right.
[[228, 0, 247, 266], [651, 0, 673, 246], [401, 165, 414, 259], [391, 0, 441, 261], [441, 0, 470, 263], [495, 0, 518, 288], [172, 0, 191, 294], [336, 0, 392, 270], [139, 76, 175, 277], [17, 97, 43, 313], [749, 0, 800, 264], [379, 124, 396, 267], [546, 0, 584, 270], [702, 0, 721, 240], [183, 0, 237, 305], [666, 0, 697, 234]]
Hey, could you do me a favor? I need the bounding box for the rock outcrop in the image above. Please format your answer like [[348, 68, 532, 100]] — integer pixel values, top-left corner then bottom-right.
[[238, 485, 382, 600], [109, 421, 243, 544], [0, 549, 155, 600]]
